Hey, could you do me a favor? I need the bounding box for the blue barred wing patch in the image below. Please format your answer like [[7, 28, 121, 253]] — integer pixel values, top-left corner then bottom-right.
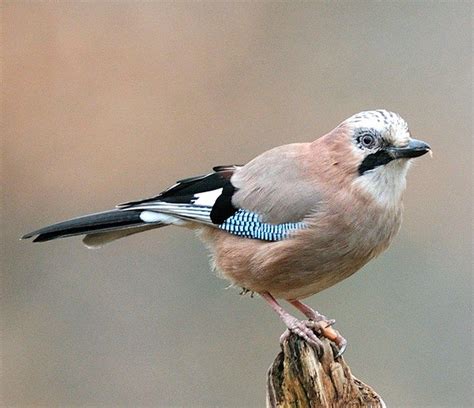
[[218, 209, 307, 241]]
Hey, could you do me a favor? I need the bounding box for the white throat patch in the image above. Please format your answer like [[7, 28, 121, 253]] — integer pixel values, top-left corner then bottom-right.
[[353, 160, 410, 207]]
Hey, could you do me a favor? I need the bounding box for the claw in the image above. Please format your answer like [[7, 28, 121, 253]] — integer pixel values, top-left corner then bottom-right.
[[314, 319, 348, 358], [334, 335, 348, 358], [279, 329, 291, 345]]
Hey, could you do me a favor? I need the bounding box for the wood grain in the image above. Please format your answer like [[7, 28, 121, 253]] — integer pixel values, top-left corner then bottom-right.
[[267, 334, 385, 408]]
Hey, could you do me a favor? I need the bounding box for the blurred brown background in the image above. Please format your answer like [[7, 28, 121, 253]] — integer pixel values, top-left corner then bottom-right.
[[2, 2, 472, 407]]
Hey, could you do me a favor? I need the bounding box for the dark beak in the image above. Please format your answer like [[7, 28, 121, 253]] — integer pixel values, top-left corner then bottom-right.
[[387, 139, 431, 159]]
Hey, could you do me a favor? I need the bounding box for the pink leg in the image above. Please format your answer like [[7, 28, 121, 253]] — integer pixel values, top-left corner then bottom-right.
[[259, 292, 324, 353], [289, 299, 347, 357], [289, 299, 328, 322]]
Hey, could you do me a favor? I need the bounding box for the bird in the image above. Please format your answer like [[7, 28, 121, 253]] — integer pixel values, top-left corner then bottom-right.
[[22, 109, 431, 356]]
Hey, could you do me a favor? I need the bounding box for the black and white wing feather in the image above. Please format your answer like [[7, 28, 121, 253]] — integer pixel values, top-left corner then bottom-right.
[[21, 166, 240, 245], [118, 165, 240, 225], [122, 165, 307, 242], [22, 163, 308, 245]]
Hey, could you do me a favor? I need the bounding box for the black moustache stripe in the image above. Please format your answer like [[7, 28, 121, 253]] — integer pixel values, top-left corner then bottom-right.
[[358, 150, 394, 175]]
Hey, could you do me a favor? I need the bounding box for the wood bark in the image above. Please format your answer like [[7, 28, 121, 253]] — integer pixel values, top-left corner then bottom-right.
[[266, 334, 385, 408]]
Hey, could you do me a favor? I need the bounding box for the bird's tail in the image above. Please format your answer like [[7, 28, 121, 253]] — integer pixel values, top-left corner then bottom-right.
[[21, 209, 165, 247]]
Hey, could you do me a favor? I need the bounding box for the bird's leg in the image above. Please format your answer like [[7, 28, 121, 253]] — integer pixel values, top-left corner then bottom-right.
[[259, 292, 324, 354], [289, 299, 347, 357], [289, 299, 328, 322]]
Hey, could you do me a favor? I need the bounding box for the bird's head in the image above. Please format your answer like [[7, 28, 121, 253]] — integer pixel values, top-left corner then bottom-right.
[[343, 110, 430, 174], [334, 110, 431, 205]]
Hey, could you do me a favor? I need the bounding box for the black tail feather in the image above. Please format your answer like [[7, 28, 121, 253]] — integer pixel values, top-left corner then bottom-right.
[[22, 209, 149, 242]]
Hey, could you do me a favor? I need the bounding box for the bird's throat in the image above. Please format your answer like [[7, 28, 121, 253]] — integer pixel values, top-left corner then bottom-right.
[[353, 160, 409, 207]]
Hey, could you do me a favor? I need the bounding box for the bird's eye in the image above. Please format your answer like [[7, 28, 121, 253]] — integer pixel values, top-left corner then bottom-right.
[[359, 133, 376, 149]]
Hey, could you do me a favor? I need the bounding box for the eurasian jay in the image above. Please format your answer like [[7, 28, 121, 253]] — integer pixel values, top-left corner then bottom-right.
[[22, 109, 431, 356]]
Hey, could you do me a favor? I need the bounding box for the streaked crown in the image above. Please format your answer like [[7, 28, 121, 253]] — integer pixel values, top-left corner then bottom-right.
[[344, 109, 410, 148]]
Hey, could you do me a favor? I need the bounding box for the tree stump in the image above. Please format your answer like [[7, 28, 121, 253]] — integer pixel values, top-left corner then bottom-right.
[[266, 333, 385, 408]]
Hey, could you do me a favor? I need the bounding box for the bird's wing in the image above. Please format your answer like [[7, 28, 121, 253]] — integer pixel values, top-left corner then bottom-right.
[[231, 143, 322, 224], [24, 143, 321, 245], [121, 143, 321, 241], [118, 165, 241, 225]]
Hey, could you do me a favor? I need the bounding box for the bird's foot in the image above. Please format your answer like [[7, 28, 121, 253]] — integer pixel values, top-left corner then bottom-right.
[[280, 318, 347, 358], [289, 300, 347, 357], [279, 316, 325, 355], [259, 292, 347, 357]]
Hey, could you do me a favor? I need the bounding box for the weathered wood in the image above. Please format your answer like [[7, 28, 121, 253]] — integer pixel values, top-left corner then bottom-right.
[[266, 334, 385, 408]]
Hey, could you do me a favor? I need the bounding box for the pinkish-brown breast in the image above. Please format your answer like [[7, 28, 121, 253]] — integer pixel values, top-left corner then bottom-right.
[[199, 189, 402, 300]]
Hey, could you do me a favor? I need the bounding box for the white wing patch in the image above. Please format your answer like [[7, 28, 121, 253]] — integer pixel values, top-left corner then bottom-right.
[[123, 189, 224, 226], [123, 202, 213, 225], [140, 211, 186, 225], [193, 188, 223, 206]]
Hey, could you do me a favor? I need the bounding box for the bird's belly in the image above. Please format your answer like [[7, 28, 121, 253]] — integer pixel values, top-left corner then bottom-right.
[[199, 223, 392, 300], [265, 258, 366, 300], [253, 250, 372, 300]]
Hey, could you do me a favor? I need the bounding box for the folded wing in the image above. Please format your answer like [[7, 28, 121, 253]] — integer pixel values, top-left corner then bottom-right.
[[23, 143, 322, 246]]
